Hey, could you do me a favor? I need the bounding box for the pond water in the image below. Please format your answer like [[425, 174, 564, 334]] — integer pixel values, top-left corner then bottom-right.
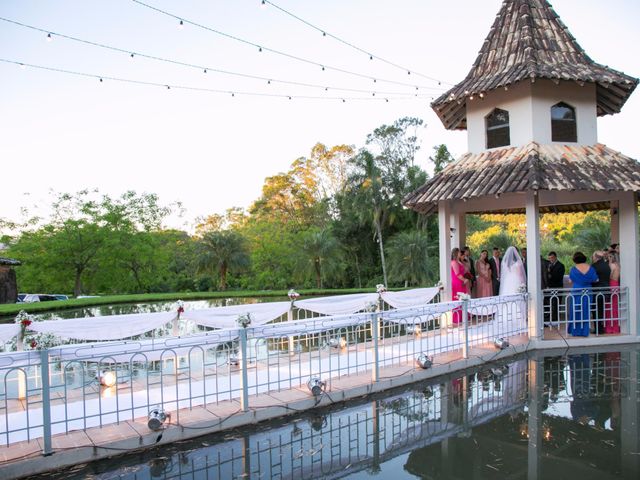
[[31, 346, 640, 480]]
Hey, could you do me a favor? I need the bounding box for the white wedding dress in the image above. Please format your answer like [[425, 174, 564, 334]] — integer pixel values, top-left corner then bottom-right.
[[499, 247, 527, 296]]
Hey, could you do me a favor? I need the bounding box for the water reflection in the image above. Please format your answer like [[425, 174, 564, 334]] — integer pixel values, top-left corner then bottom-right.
[[34, 347, 640, 480]]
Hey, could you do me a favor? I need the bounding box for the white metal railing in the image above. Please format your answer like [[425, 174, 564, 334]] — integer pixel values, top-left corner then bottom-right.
[[0, 294, 526, 454], [542, 286, 628, 337]]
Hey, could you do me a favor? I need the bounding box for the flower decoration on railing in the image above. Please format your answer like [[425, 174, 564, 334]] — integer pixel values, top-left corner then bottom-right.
[[15, 310, 33, 338], [365, 301, 378, 313], [25, 332, 57, 350], [176, 300, 185, 314], [237, 313, 252, 328], [376, 284, 387, 294], [456, 292, 471, 301], [287, 289, 300, 302], [517, 284, 527, 294], [435, 280, 444, 291]]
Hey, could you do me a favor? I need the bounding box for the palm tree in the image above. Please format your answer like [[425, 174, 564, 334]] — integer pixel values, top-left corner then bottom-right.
[[299, 229, 343, 288], [197, 231, 250, 290], [573, 218, 611, 254], [386, 230, 432, 287]]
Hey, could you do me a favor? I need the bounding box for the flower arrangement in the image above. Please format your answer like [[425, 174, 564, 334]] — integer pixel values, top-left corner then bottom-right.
[[517, 284, 528, 294], [25, 332, 58, 350], [15, 310, 33, 338], [365, 301, 378, 313], [237, 313, 252, 328], [287, 289, 300, 301], [376, 284, 387, 294], [456, 292, 471, 301], [435, 280, 444, 291], [176, 300, 185, 314]]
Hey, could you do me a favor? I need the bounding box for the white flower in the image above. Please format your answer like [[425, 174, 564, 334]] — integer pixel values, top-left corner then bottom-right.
[[457, 292, 471, 301], [517, 284, 528, 293], [237, 313, 252, 328], [435, 280, 444, 290], [287, 289, 300, 300], [376, 284, 387, 294]]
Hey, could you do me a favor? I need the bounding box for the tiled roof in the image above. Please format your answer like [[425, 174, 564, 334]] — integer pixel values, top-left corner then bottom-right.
[[432, 0, 638, 130], [403, 143, 640, 214]]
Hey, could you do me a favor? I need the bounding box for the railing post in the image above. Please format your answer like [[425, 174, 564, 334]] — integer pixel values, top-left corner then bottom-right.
[[461, 298, 469, 359], [371, 312, 380, 383], [238, 327, 249, 412], [39, 349, 53, 456], [287, 305, 295, 354]]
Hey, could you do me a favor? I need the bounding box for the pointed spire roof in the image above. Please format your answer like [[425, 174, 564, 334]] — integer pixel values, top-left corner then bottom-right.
[[432, 0, 638, 130]]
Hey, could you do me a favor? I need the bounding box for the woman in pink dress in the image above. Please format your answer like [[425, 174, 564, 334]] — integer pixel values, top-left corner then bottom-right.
[[451, 248, 470, 324], [475, 250, 493, 298], [605, 252, 620, 334]]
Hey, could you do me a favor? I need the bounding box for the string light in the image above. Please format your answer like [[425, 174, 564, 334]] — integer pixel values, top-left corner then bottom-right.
[[1, 58, 432, 103], [46, 32, 52, 42], [261, 0, 453, 86], [178, 19, 184, 30], [0, 17, 446, 98], [128, 1, 443, 90]]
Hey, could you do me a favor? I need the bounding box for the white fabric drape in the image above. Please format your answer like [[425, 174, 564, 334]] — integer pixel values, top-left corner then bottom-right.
[[381, 288, 440, 309], [295, 292, 378, 316], [381, 302, 459, 324], [29, 312, 175, 341], [0, 324, 20, 343], [252, 315, 366, 337], [183, 302, 290, 329]]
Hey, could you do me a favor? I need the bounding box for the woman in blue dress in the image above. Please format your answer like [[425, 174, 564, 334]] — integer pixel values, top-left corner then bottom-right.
[[568, 252, 599, 337]]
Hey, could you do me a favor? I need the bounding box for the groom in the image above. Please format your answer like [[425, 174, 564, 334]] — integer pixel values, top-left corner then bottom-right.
[[488, 247, 501, 296]]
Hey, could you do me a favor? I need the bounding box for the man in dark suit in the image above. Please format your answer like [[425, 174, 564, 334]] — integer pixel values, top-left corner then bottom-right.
[[591, 251, 610, 334], [545, 252, 565, 325], [488, 247, 501, 296], [521, 247, 528, 278]]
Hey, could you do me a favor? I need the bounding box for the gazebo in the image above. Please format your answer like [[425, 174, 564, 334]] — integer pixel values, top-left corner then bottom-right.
[[404, 0, 640, 338]]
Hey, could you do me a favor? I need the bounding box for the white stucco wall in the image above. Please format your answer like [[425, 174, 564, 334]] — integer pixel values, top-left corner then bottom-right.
[[466, 80, 597, 153]]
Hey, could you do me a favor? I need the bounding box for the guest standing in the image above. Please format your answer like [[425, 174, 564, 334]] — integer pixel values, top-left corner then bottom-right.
[[591, 251, 611, 334], [521, 247, 528, 278], [605, 252, 621, 334], [463, 246, 476, 296], [545, 252, 565, 326], [475, 250, 493, 298], [451, 248, 470, 324], [488, 247, 502, 296], [568, 252, 598, 337]]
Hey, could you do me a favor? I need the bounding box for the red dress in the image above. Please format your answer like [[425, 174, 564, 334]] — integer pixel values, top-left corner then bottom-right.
[[604, 278, 620, 334]]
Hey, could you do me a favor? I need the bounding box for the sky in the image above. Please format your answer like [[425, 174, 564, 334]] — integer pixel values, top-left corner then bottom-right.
[[1, 0, 639, 231]]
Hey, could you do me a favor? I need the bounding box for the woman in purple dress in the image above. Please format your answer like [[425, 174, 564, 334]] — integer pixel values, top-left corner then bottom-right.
[[568, 252, 599, 337]]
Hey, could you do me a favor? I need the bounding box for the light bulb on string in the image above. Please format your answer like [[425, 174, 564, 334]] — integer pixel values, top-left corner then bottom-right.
[[203, 69, 207, 73], [178, 20, 184, 30], [260, 0, 266, 8], [342, 99, 346, 103], [267, 79, 271, 84], [322, 32, 326, 37], [369, 55, 373, 60], [130, 53, 135, 59], [258, 46, 262, 52], [46, 33, 53, 42], [385, 98, 389, 102], [321, 66, 325, 71], [99, 78, 103, 83], [19, 63, 26, 70]]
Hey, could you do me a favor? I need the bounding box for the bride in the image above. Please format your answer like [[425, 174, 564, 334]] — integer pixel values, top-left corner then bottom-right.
[[499, 247, 527, 296]]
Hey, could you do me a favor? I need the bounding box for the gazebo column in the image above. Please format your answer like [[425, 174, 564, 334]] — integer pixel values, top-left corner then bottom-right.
[[618, 191, 639, 335], [438, 200, 452, 301], [525, 192, 542, 340], [450, 211, 466, 249], [610, 200, 620, 245]]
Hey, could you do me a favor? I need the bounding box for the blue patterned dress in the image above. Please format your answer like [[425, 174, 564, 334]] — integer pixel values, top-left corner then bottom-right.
[[568, 266, 599, 337]]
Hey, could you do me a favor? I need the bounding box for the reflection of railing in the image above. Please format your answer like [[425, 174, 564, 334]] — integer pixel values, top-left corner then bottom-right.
[[0, 294, 528, 453], [542, 287, 629, 337]]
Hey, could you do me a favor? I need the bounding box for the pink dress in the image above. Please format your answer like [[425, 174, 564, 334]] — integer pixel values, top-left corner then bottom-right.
[[475, 260, 493, 298], [451, 260, 468, 324], [604, 278, 620, 334]]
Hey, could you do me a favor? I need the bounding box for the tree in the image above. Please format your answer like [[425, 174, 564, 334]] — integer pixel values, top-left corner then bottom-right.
[[197, 230, 250, 290], [430, 144, 454, 174], [298, 229, 343, 288], [386, 230, 433, 287]]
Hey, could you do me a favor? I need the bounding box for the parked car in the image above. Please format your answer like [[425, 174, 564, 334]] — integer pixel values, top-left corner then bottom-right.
[[21, 294, 66, 303]]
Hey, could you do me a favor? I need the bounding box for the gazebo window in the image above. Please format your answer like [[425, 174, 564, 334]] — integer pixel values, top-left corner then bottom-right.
[[485, 108, 510, 149], [551, 102, 577, 142]]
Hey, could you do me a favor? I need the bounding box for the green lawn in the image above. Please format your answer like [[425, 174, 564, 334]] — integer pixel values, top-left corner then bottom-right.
[[0, 288, 396, 316]]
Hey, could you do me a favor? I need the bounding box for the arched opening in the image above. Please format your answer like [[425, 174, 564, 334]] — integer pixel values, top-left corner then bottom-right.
[[551, 102, 577, 142], [485, 108, 510, 149]]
